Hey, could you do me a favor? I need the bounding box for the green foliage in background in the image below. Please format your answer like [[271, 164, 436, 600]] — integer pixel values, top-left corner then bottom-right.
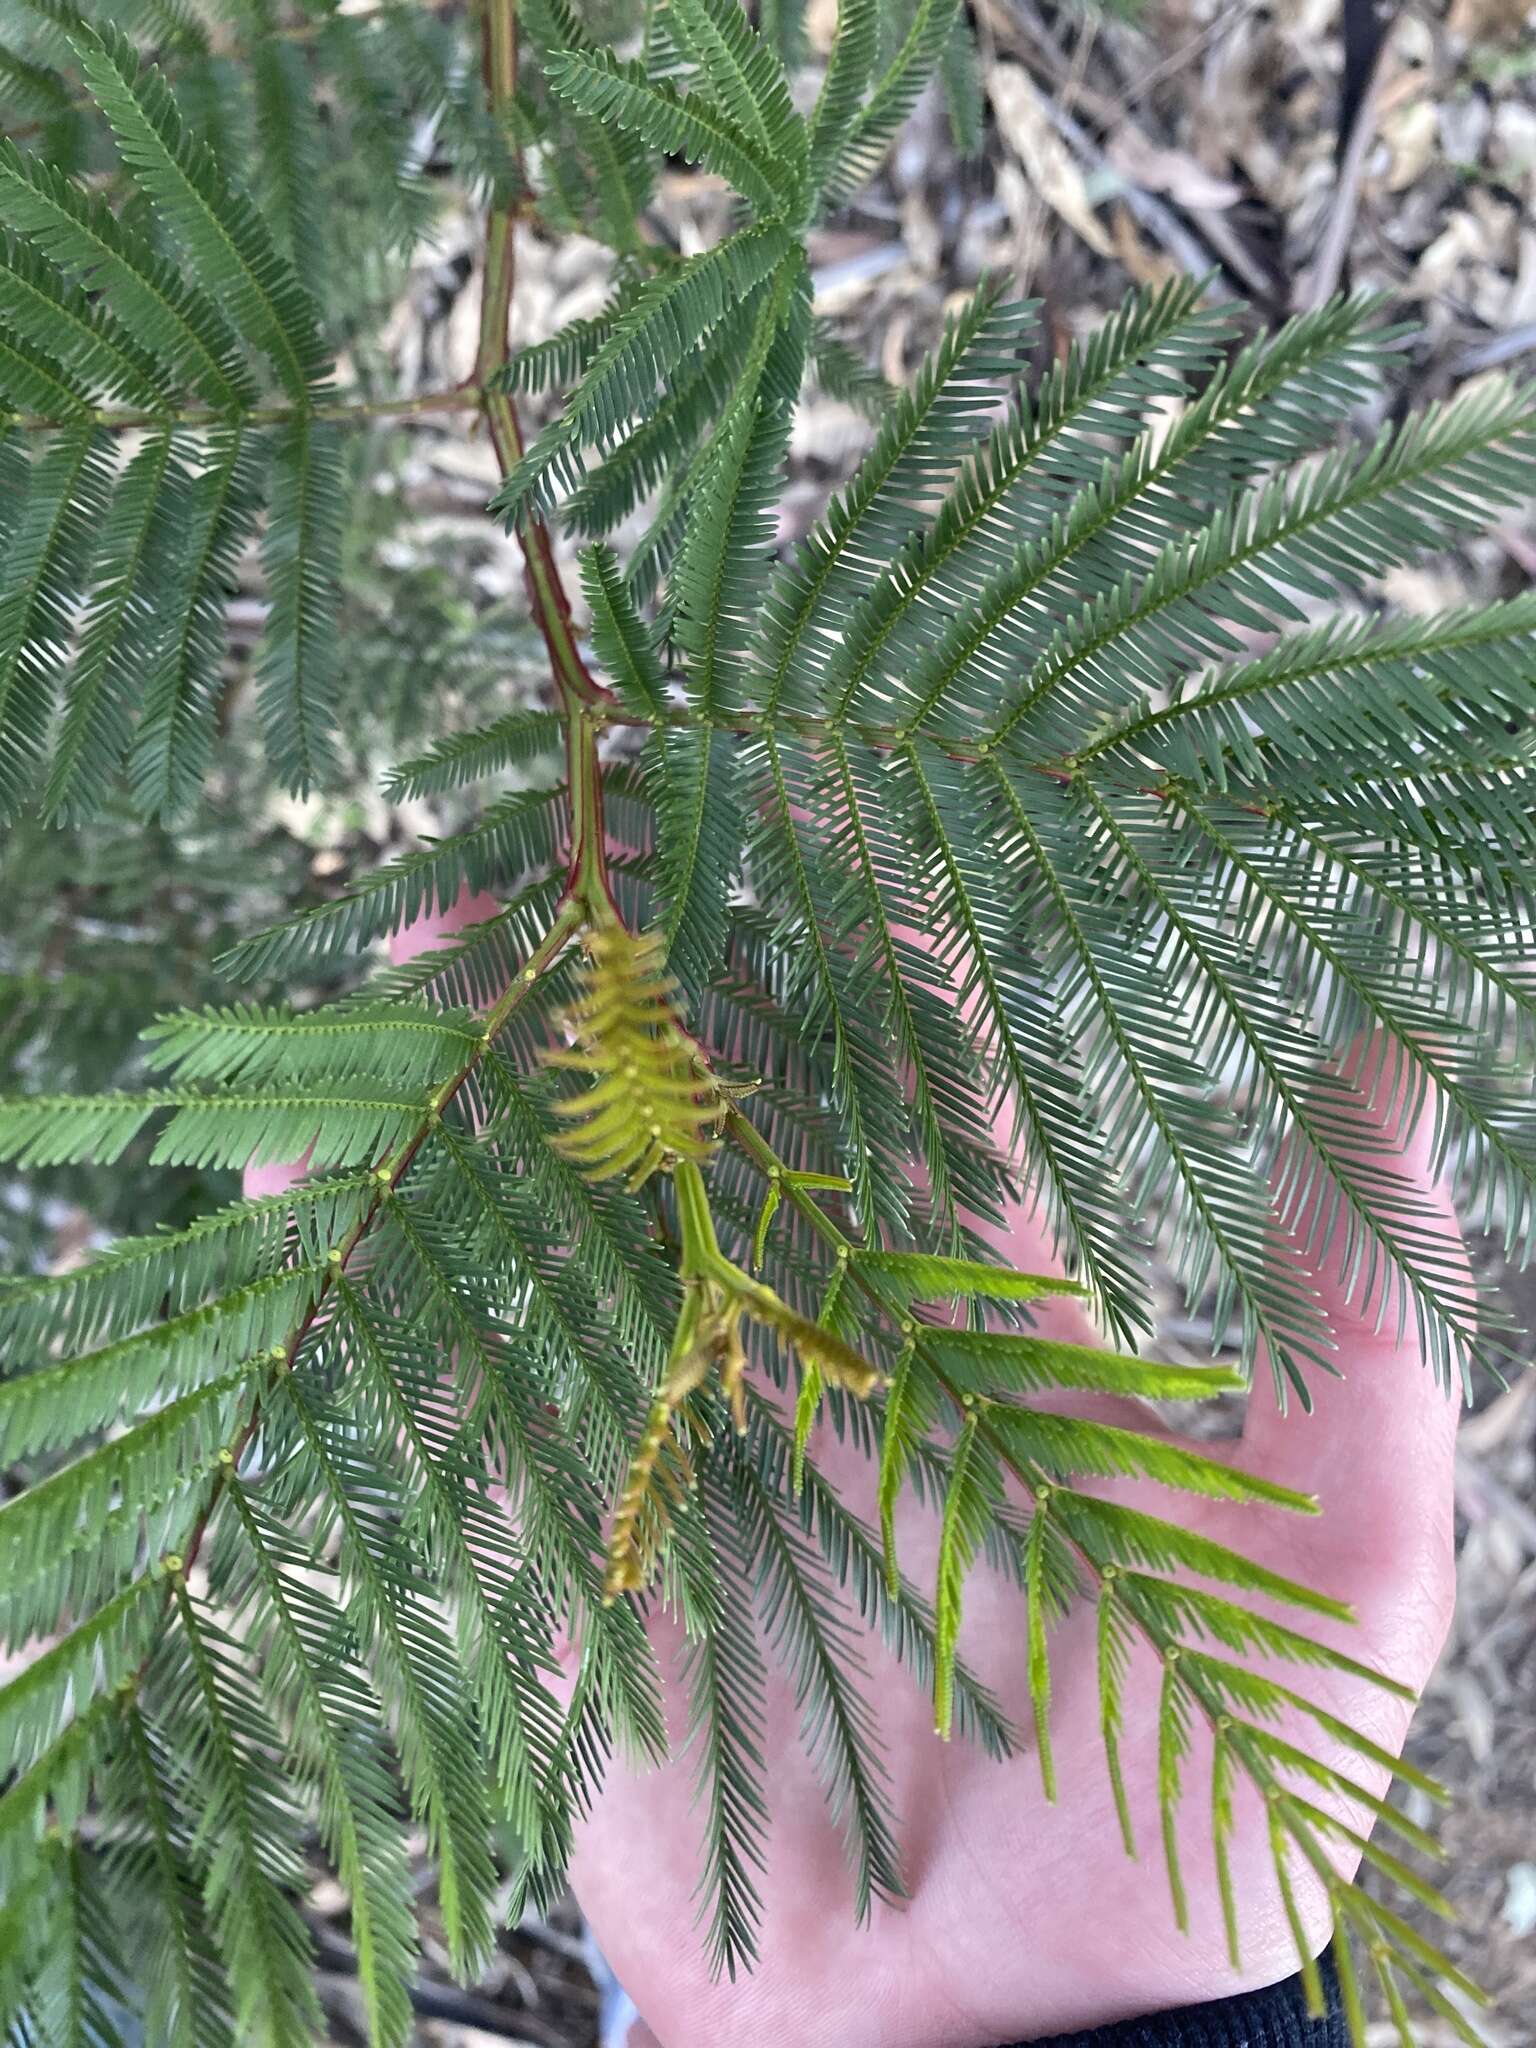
[[0, 2, 1533, 2044]]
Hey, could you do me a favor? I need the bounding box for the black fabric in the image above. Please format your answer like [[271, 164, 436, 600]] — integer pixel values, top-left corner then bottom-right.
[[1005, 1952, 1346, 2047]]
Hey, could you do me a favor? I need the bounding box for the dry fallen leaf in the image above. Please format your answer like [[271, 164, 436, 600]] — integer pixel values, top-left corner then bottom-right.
[[1110, 200, 1180, 288], [1380, 94, 1441, 192], [986, 62, 1115, 261], [1411, 208, 1489, 298], [1448, 0, 1536, 42], [1104, 120, 1243, 210]]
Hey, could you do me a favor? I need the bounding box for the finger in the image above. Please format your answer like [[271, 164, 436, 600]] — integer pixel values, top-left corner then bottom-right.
[[242, 890, 506, 1202], [387, 884, 503, 965], [1241, 1034, 1462, 1672], [243, 1148, 312, 1199]]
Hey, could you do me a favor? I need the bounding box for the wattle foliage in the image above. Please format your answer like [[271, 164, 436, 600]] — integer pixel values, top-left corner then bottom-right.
[[0, 2, 1532, 2043]]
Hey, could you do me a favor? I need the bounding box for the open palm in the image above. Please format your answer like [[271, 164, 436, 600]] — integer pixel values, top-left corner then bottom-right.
[[566, 1060, 1461, 2048], [348, 893, 1463, 2048]]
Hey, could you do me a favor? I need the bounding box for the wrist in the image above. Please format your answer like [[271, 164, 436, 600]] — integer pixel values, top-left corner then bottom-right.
[[1004, 1951, 1345, 2048]]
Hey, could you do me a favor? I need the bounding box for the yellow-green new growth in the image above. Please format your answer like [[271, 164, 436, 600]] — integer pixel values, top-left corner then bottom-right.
[[540, 917, 883, 1602], [604, 1155, 883, 1602], [544, 920, 722, 1189]]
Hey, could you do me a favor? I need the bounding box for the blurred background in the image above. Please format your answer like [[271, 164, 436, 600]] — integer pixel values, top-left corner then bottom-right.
[[2, 0, 1534, 2040]]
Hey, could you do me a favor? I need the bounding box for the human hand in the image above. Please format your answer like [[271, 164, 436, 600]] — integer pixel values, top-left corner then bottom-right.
[[269, 890, 1461, 2048], [566, 1038, 1462, 2048]]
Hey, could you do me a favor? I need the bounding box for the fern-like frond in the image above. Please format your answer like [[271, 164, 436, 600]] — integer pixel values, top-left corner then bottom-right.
[[0, 425, 115, 820], [886, 736, 1149, 1334], [0, 1267, 320, 1464], [29, 1835, 137, 2048], [544, 47, 795, 219], [271, 1366, 499, 1977], [141, 999, 483, 1087], [154, 1578, 323, 2044], [0, 136, 256, 410], [758, 280, 1036, 717], [0, 1073, 441, 1174], [674, 254, 810, 717], [652, 726, 742, 1001], [562, 289, 770, 540], [727, 1453, 904, 1918], [249, 28, 324, 271], [255, 411, 344, 792], [0, 1373, 248, 1649], [74, 25, 328, 400], [127, 426, 265, 821], [1085, 592, 1536, 791], [994, 374, 1536, 759], [108, 1698, 238, 2048], [806, 0, 878, 195], [675, 1496, 770, 1979], [744, 732, 931, 1231], [666, 0, 793, 141], [807, 317, 892, 418], [988, 765, 1336, 1400], [218, 783, 565, 978], [580, 544, 669, 718], [493, 223, 794, 520], [810, 277, 1231, 725], [217, 1488, 418, 2048], [818, 0, 961, 207], [851, 1248, 1085, 1304], [384, 708, 565, 800], [877, 294, 1395, 739], [44, 427, 184, 823], [0, 233, 171, 408], [0, 1170, 372, 1354]]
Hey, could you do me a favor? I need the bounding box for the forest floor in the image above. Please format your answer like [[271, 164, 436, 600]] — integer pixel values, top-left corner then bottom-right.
[[314, 1, 1536, 2041]]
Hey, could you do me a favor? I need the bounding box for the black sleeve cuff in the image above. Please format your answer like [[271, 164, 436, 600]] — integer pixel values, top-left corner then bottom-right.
[[1005, 1951, 1346, 2047]]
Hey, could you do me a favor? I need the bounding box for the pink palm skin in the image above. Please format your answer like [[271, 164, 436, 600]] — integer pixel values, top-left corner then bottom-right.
[[251, 887, 1462, 2048], [571, 1068, 1459, 2048]]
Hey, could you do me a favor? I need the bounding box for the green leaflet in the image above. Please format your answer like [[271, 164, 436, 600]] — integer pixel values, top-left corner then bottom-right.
[[128, 426, 265, 822], [217, 783, 566, 979], [0, 136, 257, 411], [579, 544, 669, 718], [0, 237, 172, 410], [672, 249, 811, 717], [819, 0, 962, 207], [492, 224, 796, 521], [45, 428, 184, 823], [807, 0, 878, 193], [1023, 1502, 1059, 1801], [157, 1580, 323, 2045], [0, 426, 115, 821], [384, 707, 566, 800], [853, 1249, 1086, 1304]]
